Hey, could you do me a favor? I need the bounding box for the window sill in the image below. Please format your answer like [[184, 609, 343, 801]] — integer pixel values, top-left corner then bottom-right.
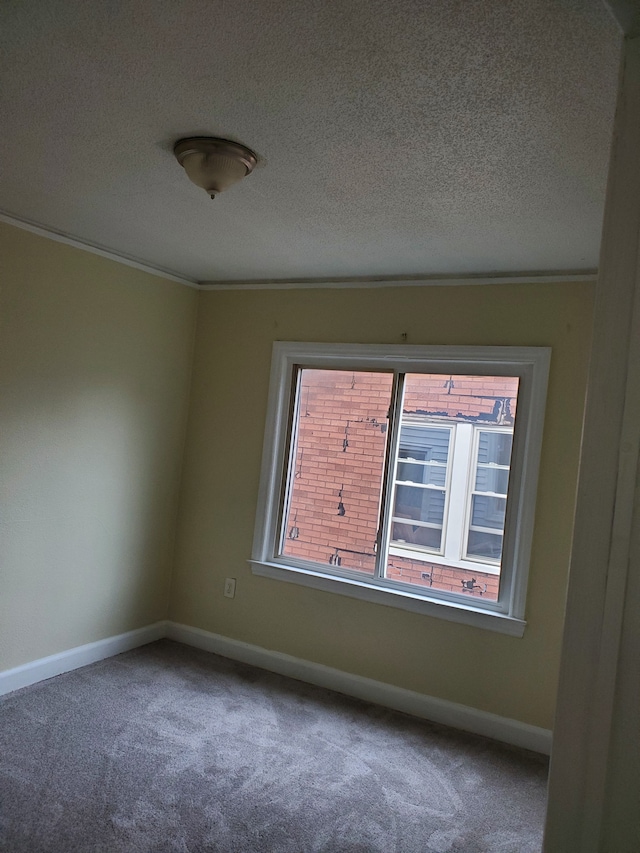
[[249, 560, 526, 637]]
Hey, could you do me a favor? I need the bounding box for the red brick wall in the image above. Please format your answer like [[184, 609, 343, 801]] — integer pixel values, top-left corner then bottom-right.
[[387, 555, 500, 599], [282, 370, 391, 572], [281, 368, 517, 602], [403, 373, 518, 423]]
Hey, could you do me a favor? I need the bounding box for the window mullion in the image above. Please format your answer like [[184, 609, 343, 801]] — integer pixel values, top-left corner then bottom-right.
[[374, 372, 405, 580]]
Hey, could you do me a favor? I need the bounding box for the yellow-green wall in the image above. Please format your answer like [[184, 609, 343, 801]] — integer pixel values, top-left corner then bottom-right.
[[0, 222, 594, 731], [170, 283, 594, 730], [0, 223, 198, 670]]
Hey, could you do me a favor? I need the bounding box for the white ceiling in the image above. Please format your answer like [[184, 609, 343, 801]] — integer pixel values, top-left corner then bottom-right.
[[0, 0, 621, 284]]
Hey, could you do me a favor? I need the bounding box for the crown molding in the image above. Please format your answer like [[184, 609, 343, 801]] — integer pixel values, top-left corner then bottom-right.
[[0, 210, 199, 288], [0, 210, 597, 292], [199, 270, 597, 290]]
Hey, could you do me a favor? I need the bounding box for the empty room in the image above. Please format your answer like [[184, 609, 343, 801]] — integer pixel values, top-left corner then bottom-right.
[[2, 2, 639, 852]]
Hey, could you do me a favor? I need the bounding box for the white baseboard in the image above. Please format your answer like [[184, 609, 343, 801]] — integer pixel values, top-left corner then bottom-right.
[[166, 621, 552, 755], [1, 619, 552, 754], [0, 621, 167, 697]]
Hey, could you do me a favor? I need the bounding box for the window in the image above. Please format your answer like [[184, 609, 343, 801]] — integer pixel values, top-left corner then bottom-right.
[[252, 343, 550, 636], [465, 428, 512, 562], [388, 421, 514, 576], [391, 423, 452, 555]]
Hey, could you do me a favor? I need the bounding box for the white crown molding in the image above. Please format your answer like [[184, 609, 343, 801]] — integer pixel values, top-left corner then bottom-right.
[[199, 270, 597, 290], [0, 622, 167, 696], [0, 209, 597, 293], [166, 621, 552, 754], [0, 210, 199, 288]]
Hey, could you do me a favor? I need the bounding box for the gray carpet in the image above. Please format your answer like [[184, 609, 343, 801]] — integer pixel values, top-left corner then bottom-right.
[[0, 640, 548, 852]]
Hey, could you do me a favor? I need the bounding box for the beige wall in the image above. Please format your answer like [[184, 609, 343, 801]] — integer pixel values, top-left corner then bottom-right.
[[0, 227, 593, 731], [0, 223, 198, 671], [170, 282, 594, 730]]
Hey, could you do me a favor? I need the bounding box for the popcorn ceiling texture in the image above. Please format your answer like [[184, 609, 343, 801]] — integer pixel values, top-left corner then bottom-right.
[[0, 0, 620, 281]]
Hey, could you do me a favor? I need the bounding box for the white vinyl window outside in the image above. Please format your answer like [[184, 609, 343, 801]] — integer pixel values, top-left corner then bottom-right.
[[388, 422, 514, 578], [251, 342, 550, 636], [465, 428, 513, 563], [390, 424, 453, 556]]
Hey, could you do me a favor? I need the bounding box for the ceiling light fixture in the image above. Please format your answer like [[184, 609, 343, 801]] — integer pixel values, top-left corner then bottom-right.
[[174, 136, 258, 200]]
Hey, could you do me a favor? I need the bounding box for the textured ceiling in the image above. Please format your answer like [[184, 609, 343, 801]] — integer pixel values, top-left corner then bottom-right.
[[0, 0, 621, 283]]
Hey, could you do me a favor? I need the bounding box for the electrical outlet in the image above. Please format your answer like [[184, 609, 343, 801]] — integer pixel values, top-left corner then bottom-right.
[[224, 577, 236, 599]]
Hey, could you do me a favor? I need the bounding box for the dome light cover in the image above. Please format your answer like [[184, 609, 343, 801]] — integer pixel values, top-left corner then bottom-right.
[[174, 136, 258, 199]]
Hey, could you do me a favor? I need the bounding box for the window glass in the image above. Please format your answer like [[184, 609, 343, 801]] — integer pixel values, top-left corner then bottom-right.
[[282, 370, 520, 595], [475, 467, 510, 494], [390, 424, 451, 554], [478, 431, 512, 467], [279, 369, 392, 575], [382, 374, 517, 600], [464, 429, 513, 563]]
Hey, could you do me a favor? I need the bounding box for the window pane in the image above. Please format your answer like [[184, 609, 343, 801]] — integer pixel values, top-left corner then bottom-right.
[[467, 530, 504, 561], [477, 431, 513, 466], [470, 494, 507, 530], [385, 372, 519, 601], [280, 369, 393, 575], [389, 421, 451, 556], [475, 466, 510, 495], [464, 428, 512, 564], [399, 426, 450, 463], [391, 483, 446, 551], [392, 485, 446, 527], [396, 460, 447, 487], [391, 521, 442, 550]]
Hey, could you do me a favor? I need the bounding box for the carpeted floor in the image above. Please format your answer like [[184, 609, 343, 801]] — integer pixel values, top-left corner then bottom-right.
[[0, 640, 548, 852]]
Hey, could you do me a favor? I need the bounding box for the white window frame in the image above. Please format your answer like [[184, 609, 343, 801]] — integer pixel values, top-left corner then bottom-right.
[[250, 342, 551, 637]]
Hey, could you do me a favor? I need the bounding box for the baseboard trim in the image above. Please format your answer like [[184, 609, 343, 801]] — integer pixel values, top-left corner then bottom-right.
[[166, 621, 552, 755], [1, 620, 552, 754], [0, 622, 167, 696]]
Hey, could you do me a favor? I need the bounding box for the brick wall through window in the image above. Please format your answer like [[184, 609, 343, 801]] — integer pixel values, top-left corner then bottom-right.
[[281, 369, 519, 602]]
